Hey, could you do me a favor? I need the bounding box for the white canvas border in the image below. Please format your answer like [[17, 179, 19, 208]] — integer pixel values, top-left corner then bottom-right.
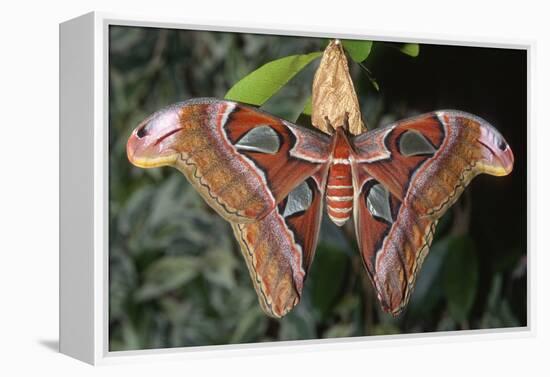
[[60, 11, 534, 365]]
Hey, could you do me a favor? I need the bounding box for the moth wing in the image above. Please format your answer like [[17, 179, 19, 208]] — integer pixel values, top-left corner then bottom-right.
[[128, 98, 332, 317], [232, 174, 326, 317], [127, 98, 330, 223], [352, 111, 514, 315], [127, 98, 331, 223]]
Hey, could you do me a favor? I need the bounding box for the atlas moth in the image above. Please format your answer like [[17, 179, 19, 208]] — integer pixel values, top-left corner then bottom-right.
[[127, 40, 514, 318]]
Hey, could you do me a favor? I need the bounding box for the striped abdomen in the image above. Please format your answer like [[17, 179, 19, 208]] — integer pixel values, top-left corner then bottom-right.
[[326, 158, 354, 226]]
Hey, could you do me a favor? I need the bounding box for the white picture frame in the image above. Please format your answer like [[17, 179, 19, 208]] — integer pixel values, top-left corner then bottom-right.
[[59, 11, 533, 365]]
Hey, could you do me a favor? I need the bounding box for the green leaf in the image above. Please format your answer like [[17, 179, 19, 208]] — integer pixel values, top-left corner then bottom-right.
[[479, 275, 520, 329], [225, 52, 322, 106], [342, 39, 373, 62], [302, 96, 312, 116], [400, 43, 420, 57], [371, 323, 401, 336], [230, 307, 267, 344], [323, 323, 355, 338], [135, 256, 200, 301], [333, 294, 360, 320], [443, 236, 478, 323], [308, 244, 348, 320], [202, 248, 238, 289], [407, 238, 450, 317], [436, 314, 458, 332], [278, 306, 317, 340], [120, 320, 142, 351]]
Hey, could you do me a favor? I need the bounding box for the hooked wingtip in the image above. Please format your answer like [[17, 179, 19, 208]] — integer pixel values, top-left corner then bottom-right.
[[126, 106, 184, 168]]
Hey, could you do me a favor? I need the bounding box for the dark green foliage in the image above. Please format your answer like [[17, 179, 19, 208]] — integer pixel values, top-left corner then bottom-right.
[[109, 26, 527, 351], [443, 236, 478, 323]]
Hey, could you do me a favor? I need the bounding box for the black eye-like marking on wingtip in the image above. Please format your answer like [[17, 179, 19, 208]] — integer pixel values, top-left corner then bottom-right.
[[498, 139, 507, 151], [136, 124, 148, 139], [235, 125, 281, 154]]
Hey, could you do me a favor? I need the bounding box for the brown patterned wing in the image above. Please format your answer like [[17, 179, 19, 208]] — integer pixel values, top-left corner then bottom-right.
[[127, 98, 331, 223], [352, 111, 514, 315], [232, 173, 327, 317], [127, 98, 331, 317]]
